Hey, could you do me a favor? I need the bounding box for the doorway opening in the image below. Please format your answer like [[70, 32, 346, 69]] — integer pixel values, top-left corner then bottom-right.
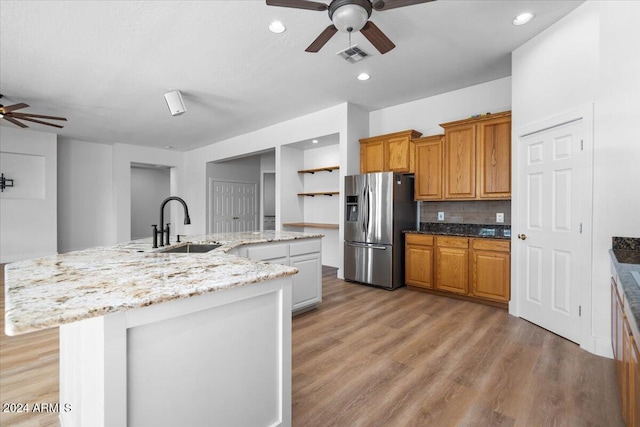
[[130, 163, 170, 240]]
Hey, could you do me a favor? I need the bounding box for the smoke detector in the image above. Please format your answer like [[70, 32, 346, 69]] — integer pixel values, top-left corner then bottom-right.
[[337, 45, 369, 63]]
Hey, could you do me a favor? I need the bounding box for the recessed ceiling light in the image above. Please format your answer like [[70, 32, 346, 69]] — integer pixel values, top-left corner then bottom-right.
[[312, 139, 319, 144], [357, 73, 370, 81], [269, 21, 286, 34], [513, 12, 535, 26]]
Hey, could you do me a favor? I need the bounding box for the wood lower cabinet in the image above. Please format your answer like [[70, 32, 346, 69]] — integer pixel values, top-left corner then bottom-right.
[[406, 234, 510, 307], [612, 275, 640, 426], [435, 236, 469, 295], [414, 135, 443, 200], [360, 130, 422, 174], [471, 239, 510, 302], [405, 234, 434, 288]]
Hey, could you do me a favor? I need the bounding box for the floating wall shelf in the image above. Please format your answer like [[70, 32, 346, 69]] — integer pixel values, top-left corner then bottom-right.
[[297, 192, 339, 197], [297, 165, 339, 174], [282, 222, 339, 229]]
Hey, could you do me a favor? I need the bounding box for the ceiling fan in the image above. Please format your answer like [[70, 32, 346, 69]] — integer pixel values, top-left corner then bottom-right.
[[266, 0, 435, 54], [0, 94, 67, 129]]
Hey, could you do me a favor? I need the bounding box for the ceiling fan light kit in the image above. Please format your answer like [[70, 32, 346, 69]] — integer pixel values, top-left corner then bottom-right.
[[329, 0, 371, 33], [265, 0, 435, 54], [164, 90, 187, 116]]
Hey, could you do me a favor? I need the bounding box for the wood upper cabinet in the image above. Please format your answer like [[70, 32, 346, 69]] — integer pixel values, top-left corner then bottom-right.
[[477, 116, 511, 199], [470, 239, 510, 302], [435, 236, 469, 295], [405, 234, 434, 289], [360, 130, 422, 174], [440, 111, 511, 200], [414, 135, 443, 200], [443, 123, 476, 199], [360, 139, 385, 173]]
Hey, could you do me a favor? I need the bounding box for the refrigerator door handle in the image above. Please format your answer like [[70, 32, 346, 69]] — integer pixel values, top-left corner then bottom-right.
[[345, 242, 387, 250]]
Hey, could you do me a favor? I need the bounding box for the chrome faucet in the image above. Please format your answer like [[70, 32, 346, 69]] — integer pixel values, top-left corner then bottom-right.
[[152, 196, 191, 248]]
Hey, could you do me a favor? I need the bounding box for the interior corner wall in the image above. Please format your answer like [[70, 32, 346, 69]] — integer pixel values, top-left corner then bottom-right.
[[512, 0, 640, 357], [0, 127, 57, 262], [369, 77, 512, 137], [593, 0, 640, 342]]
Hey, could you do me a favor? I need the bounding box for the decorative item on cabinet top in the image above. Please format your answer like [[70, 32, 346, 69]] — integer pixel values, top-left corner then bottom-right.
[[359, 129, 422, 174]]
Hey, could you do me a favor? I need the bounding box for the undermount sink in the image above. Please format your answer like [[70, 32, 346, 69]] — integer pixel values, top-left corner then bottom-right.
[[159, 243, 221, 254]]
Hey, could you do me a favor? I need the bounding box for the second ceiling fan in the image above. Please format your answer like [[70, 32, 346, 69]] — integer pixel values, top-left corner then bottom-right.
[[266, 0, 435, 54]]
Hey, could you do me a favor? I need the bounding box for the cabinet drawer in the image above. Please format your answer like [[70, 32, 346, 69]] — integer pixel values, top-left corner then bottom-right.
[[436, 236, 469, 248], [406, 234, 434, 246], [290, 239, 321, 256], [472, 239, 510, 252], [246, 243, 288, 261]]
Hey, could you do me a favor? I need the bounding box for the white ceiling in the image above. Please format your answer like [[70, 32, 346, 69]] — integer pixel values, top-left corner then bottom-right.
[[0, 0, 583, 151]]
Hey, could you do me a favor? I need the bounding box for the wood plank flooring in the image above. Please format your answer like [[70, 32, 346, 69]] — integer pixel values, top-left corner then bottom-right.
[[1, 265, 623, 426], [292, 267, 623, 427]]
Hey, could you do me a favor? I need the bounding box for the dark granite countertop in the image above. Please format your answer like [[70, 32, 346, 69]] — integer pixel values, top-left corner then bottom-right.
[[610, 237, 640, 338], [405, 223, 511, 240]]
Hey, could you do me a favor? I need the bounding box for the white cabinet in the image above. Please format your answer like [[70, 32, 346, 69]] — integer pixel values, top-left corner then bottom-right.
[[240, 238, 322, 313]]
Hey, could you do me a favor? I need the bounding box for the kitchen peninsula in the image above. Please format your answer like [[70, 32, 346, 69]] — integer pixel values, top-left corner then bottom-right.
[[4, 230, 323, 427]]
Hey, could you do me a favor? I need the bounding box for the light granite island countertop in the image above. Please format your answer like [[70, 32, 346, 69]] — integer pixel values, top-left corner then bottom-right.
[[4, 230, 323, 427]]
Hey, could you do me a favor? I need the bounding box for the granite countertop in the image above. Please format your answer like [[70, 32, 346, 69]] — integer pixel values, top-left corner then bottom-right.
[[4, 231, 323, 336], [405, 223, 511, 240], [610, 237, 640, 336]]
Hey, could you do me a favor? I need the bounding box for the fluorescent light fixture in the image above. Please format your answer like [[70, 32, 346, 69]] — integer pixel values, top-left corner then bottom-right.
[[269, 21, 286, 34], [164, 90, 186, 116], [513, 12, 535, 26], [357, 73, 370, 81], [312, 139, 319, 144]]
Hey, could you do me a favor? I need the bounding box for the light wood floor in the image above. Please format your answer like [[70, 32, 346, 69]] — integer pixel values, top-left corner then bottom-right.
[[1, 266, 623, 426]]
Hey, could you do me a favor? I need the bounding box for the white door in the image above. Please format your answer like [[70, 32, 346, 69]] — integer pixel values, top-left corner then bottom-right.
[[209, 180, 257, 233], [516, 116, 591, 344]]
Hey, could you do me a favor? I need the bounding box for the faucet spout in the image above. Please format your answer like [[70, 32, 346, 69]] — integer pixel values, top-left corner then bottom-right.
[[156, 196, 191, 247]]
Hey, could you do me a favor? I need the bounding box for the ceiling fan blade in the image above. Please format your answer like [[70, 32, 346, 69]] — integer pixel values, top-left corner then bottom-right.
[[372, 0, 436, 11], [11, 112, 67, 121], [0, 103, 30, 113], [360, 21, 395, 54], [305, 25, 338, 53], [15, 116, 64, 129], [266, 0, 328, 11], [3, 116, 29, 128]]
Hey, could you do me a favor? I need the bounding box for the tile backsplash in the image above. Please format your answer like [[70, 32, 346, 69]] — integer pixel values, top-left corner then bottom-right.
[[420, 200, 511, 225]]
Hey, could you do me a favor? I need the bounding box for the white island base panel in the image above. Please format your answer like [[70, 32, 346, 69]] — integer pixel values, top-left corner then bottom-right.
[[59, 277, 292, 427]]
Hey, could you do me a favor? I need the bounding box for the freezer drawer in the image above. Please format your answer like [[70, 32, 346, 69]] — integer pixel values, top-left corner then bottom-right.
[[344, 241, 393, 289]]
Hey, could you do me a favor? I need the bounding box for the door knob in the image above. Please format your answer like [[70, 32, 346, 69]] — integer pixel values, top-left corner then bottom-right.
[[518, 234, 527, 240]]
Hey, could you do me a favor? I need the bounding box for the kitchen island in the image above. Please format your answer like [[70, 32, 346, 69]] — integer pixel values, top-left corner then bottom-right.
[[4, 231, 323, 427]]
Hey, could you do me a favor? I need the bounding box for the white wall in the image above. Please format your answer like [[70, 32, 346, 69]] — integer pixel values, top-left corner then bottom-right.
[[57, 139, 185, 252], [511, 0, 640, 357], [112, 144, 185, 244], [57, 139, 113, 253], [183, 103, 358, 235], [369, 77, 512, 137], [0, 127, 57, 262], [131, 166, 170, 240]]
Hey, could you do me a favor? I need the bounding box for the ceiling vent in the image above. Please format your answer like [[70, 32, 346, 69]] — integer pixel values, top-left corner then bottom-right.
[[336, 45, 369, 63]]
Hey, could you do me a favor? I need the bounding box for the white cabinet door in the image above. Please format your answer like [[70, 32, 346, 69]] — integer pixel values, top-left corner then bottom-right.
[[290, 253, 322, 312]]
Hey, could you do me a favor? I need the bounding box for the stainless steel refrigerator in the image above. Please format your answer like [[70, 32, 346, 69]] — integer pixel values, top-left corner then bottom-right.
[[344, 172, 416, 290]]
